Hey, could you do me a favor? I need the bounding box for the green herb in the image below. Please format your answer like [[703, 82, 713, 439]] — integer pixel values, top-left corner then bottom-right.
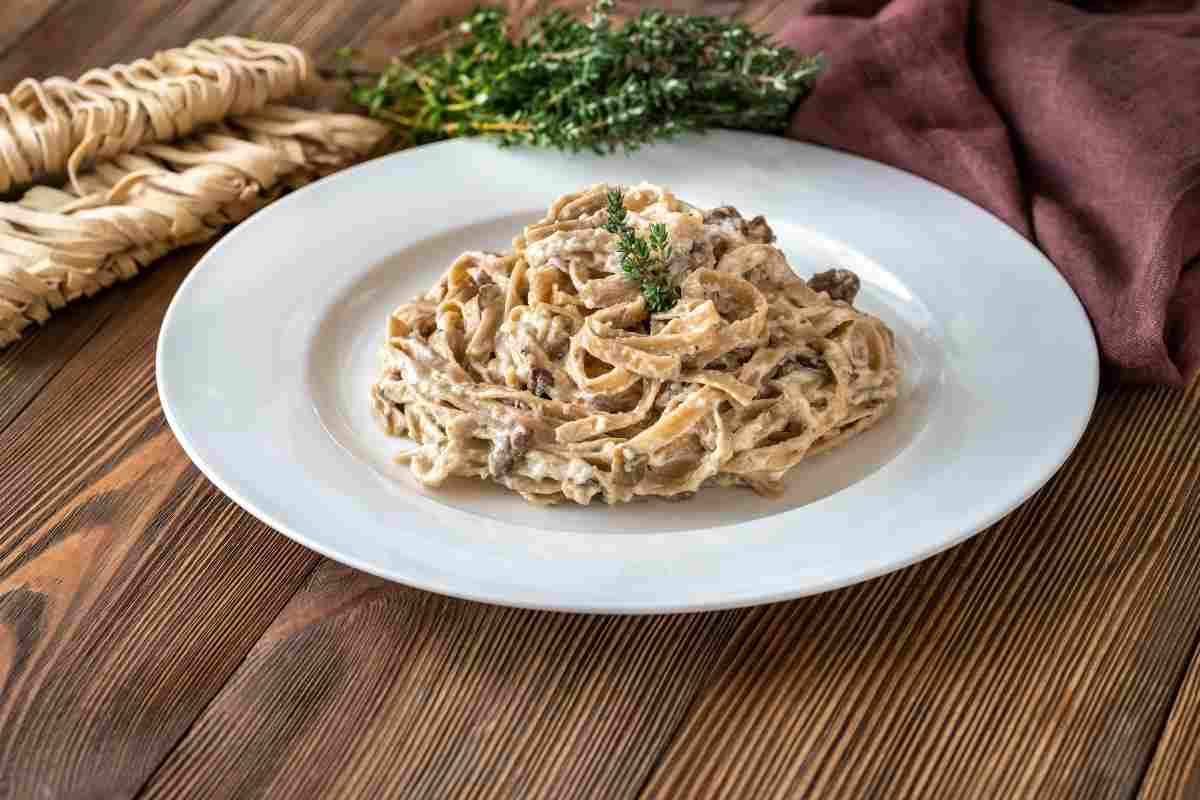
[[604, 188, 678, 312], [330, 0, 821, 153]]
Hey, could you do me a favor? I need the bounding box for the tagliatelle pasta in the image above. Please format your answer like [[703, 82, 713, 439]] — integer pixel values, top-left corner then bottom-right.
[[0, 108, 389, 346], [372, 183, 901, 505], [0, 37, 314, 196], [0, 36, 392, 347]]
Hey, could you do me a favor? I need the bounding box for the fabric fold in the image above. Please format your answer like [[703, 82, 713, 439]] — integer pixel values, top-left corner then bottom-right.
[[777, 0, 1200, 384]]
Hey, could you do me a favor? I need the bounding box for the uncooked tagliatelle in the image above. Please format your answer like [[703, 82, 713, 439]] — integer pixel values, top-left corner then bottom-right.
[[0, 36, 391, 346], [372, 183, 901, 506]]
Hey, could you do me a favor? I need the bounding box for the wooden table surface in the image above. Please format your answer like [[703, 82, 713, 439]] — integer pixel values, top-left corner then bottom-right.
[[3, 2, 1200, 798]]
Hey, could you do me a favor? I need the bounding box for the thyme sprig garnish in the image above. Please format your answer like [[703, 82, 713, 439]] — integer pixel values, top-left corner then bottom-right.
[[330, 0, 822, 153], [604, 188, 678, 312]]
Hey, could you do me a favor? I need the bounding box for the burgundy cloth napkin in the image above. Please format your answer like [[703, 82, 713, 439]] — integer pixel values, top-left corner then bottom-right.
[[775, 0, 1200, 385]]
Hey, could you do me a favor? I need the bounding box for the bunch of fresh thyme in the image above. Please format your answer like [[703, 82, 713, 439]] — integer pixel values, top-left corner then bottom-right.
[[604, 188, 678, 312], [331, 0, 822, 153]]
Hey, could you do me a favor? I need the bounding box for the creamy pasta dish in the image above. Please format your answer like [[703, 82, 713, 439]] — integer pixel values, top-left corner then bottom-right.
[[371, 183, 900, 505]]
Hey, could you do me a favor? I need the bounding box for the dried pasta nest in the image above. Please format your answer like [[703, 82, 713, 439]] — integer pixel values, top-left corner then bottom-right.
[[372, 183, 901, 506], [0, 37, 314, 195], [0, 37, 391, 346]]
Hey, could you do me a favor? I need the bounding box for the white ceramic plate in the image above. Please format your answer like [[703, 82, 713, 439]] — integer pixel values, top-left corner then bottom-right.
[[157, 131, 1098, 613]]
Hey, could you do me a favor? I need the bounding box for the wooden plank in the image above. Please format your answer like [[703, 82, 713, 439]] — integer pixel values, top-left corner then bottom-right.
[[0, 291, 122, 435], [0, 5, 406, 793], [3, 3, 1199, 799], [1138, 645, 1200, 799], [0, 0, 65, 63], [639, 379, 1200, 800], [0, 0, 445, 85], [140, 560, 743, 799], [0, 0, 200, 434], [0, 247, 322, 798], [0, 0, 227, 85]]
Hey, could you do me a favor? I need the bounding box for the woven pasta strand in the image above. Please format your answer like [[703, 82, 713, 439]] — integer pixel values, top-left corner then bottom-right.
[[0, 36, 314, 196], [0, 106, 389, 345]]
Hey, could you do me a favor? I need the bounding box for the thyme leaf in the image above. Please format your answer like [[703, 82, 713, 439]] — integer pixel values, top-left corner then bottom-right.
[[605, 187, 678, 312], [331, 0, 822, 153]]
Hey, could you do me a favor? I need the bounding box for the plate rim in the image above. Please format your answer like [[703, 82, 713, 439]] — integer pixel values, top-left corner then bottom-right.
[[156, 131, 1100, 614]]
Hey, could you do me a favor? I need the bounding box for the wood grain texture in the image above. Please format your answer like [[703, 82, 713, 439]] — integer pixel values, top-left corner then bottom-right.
[[1, 2, 1200, 799], [640, 378, 1200, 800], [141, 561, 742, 799], [1139, 644, 1200, 799], [0, 0, 228, 87], [0, 290, 120, 435], [0, 0, 64, 63], [0, 248, 322, 799]]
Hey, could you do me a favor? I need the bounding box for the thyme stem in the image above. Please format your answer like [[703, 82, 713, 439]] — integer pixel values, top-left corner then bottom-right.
[[332, 0, 822, 153], [604, 188, 678, 313]]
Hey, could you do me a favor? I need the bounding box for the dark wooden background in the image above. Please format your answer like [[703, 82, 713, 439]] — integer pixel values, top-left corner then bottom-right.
[[2, 2, 1200, 798]]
